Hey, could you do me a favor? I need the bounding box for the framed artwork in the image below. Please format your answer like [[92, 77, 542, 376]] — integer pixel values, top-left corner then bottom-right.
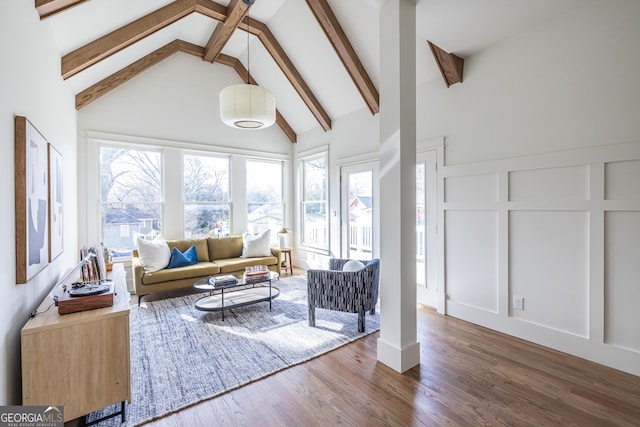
[[48, 143, 63, 262], [15, 116, 49, 284]]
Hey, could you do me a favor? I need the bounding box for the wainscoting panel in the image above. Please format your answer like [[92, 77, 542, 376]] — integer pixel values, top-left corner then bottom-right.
[[605, 160, 640, 201], [509, 210, 589, 337], [445, 210, 498, 313], [444, 173, 498, 204], [440, 140, 640, 376], [509, 165, 589, 201], [604, 211, 640, 352]]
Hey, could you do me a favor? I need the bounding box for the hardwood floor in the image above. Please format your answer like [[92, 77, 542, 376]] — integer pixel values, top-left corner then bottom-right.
[[144, 272, 640, 427]]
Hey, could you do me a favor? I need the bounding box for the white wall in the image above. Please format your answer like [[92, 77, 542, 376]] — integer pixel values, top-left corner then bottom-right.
[[0, 2, 78, 404], [417, 0, 640, 165], [422, 0, 640, 376], [294, 0, 640, 376]]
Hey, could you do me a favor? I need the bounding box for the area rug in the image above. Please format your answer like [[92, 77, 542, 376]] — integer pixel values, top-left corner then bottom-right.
[[86, 275, 380, 426]]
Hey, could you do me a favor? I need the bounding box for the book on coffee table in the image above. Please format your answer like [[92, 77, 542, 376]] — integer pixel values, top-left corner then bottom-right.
[[209, 275, 238, 287]]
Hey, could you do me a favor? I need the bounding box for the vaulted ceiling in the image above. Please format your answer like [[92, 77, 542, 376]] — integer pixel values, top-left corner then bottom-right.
[[37, 0, 593, 143]]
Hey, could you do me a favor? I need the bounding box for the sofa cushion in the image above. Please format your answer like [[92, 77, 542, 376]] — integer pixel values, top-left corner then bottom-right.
[[208, 236, 243, 261], [142, 261, 221, 285], [166, 238, 209, 262], [214, 256, 278, 274], [167, 245, 198, 269], [137, 236, 171, 273], [241, 229, 272, 257]]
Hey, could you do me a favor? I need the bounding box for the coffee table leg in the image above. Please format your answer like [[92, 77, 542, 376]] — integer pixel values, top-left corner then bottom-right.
[[269, 280, 272, 310], [221, 288, 225, 321]]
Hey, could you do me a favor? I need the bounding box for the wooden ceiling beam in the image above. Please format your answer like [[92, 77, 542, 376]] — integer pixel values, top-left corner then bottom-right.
[[36, 0, 89, 19], [61, 0, 201, 79], [203, 0, 250, 63], [305, 0, 379, 115], [75, 40, 297, 143], [428, 41, 464, 87], [75, 40, 183, 109], [241, 19, 332, 132], [59, 0, 324, 137]]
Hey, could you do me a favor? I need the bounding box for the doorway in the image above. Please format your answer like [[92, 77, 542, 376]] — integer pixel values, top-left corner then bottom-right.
[[416, 150, 438, 307], [341, 162, 379, 260]]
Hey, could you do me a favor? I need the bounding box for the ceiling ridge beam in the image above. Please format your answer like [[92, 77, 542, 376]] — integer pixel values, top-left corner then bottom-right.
[[203, 0, 250, 63], [241, 19, 332, 132], [75, 40, 183, 109], [193, 0, 231, 20], [61, 0, 201, 79], [36, 0, 90, 19], [305, 0, 379, 115]]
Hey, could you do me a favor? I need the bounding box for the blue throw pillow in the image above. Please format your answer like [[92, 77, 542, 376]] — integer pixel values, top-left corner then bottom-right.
[[167, 245, 198, 269]]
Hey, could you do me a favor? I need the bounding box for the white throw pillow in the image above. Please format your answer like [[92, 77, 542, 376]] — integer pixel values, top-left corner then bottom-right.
[[343, 259, 365, 272], [241, 229, 272, 258], [137, 236, 171, 273]]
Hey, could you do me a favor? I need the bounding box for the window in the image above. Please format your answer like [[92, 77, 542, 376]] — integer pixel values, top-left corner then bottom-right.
[[246, 159, 283, 241], [301, 153, 328, 250], [100, 146, 162, 258], [183, 154, 230, 238]]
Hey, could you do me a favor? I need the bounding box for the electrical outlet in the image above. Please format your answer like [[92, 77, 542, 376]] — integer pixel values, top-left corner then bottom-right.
[[513, 296, 524, 310]]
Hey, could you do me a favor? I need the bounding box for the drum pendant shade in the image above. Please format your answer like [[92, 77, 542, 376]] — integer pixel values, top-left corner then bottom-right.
[[219, 84, 276, 129]]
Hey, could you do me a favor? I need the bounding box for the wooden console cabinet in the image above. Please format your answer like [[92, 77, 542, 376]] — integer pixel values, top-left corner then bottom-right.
[[21, 263, 131, 422]]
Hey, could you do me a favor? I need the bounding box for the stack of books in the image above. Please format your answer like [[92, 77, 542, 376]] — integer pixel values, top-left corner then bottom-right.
[[244, 266, 270, 284], [209, 275, 238, 287]]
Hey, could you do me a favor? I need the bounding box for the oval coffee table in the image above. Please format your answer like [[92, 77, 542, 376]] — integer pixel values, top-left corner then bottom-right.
[[194, 271, 279, 320]]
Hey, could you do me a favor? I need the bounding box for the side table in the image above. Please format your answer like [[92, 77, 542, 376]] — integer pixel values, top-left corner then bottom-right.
[[280, 248, 293, 275]]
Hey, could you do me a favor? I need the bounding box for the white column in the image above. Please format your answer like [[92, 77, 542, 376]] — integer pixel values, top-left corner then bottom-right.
[[377, 0, 420, 372]]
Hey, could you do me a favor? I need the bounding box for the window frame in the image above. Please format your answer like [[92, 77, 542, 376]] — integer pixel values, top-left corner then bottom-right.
[[246, 158, 285, 243], [86, 133, 290, 261], [98, 144, 164, 260], [299, 150, 329, 252], [182, 152, 232, 239]]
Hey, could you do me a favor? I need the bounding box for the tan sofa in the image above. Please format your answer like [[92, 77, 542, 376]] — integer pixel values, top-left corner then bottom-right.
[[132, 236, 281, 304]]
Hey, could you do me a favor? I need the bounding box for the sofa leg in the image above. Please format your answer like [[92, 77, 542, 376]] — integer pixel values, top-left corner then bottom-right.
[[309, 305, 316, 327], [369, 307, 375, 315], [357, 311, 365, 333], [138, 294, 146, 306]]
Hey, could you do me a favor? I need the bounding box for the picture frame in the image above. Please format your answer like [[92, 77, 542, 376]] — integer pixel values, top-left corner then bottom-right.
[[48, 143, 63, 262], [15, 116, 49, 284]]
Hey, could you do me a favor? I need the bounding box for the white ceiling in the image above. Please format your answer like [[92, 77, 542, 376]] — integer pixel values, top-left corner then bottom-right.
[[43, 0, 594, 135]]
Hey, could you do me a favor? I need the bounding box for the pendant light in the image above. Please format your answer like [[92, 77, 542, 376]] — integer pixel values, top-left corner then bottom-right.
[[219, 0, 276, 129]]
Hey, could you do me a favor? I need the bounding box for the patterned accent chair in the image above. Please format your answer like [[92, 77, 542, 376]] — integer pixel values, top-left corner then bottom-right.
[[307, 258, 380, 333]]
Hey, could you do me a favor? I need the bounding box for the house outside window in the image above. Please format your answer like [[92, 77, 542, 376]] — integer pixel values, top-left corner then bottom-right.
[[301, 152, 328, 250], [183, 154, 231, 238], [100, 146, 162, 258], [246, 159, 283, 242]]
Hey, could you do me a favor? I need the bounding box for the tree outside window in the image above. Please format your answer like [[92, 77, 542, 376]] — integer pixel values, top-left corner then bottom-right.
[[246, 160, 283, 242], [301, 153, 328, 250], [100, 146, 162, 257], [183, 154, 230, 238]]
